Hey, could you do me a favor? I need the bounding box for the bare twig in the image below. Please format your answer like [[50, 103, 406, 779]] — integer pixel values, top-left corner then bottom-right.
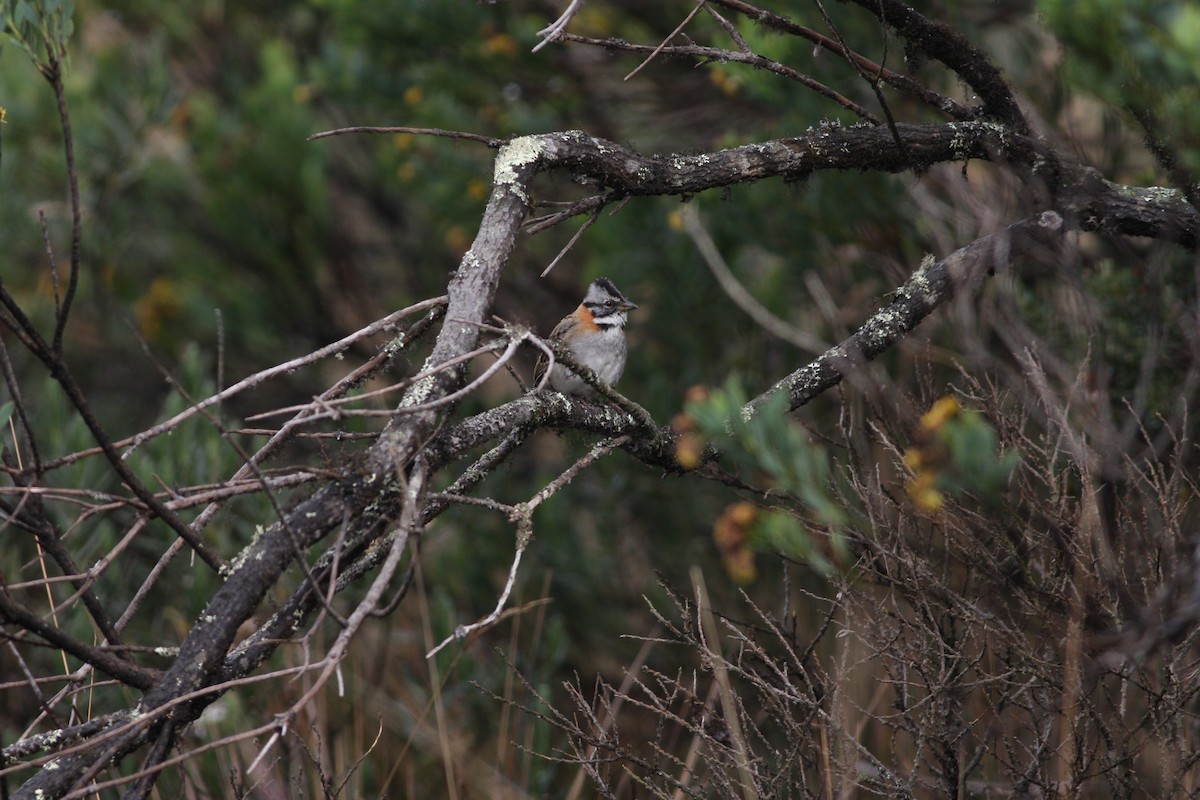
[[121, 298, 444, 459], [811, 0, 910, 164], [186, 301, 447, 535], [707, 0, 970, 119], [426, 436, 630, 659], [425, 526, 529, 660], [533, 0, 585, 52], [625, 1, 709, 82], [308, 125, 503, 147], [525, 191, 627, 236], [541, 205, 604, 277], [0, 334, 42, 472], [562, 33, 879, 123], [542, 339, 657, 431], [45, 54, 81, 356], [680, 205, 829, 354], [692, 567, 760, 800]]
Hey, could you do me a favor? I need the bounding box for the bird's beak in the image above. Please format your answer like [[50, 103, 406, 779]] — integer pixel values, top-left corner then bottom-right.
[[620, 301, 638, 312]]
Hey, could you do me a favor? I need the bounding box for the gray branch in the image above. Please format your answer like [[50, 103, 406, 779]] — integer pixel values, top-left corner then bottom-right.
[[749, 211, 1068, 414]]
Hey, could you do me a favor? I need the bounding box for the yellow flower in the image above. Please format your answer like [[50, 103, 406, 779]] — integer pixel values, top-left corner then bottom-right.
[[728, 502, 757, 528], [482, 32, 518, 58], [466, 178, 489, 202], [134, 278, 184, 341], [723, 547, 758, 584], [709, 69, 741, 96], [906, 472, 944, 513], [919, 396, 960, 431], [913, 486, 945, 513], [675, 432, 702, 470], [443, 225, 471, 254]]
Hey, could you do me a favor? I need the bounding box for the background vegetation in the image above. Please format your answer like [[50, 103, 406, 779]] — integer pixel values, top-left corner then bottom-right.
[[2, 0, 1200, 797]]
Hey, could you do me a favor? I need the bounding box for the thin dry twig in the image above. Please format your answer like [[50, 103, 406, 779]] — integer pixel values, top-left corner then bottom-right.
[[244, 328, 526, 423], [541, 339, 657, 431], [625, 1, 709, 82], [810, 0, 910, 165], [41, 298, 446, 471], [692, 567, 760, 800], [526, 191, 626, 236], [706, 0, 969, 119], [541, 205, 605, 277], [680, 205, 829, 354], [426, 436, 631, 659], [533, 0, 585, 52], [308, 125, 503, 148], [562, 33, 880, 123]]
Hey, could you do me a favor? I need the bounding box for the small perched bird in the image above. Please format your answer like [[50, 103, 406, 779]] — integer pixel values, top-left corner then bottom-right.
[[536, 277, 638, 398]]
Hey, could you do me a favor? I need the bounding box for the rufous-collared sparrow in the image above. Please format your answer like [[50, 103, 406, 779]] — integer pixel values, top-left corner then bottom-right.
[[535, 277, 637, 398]]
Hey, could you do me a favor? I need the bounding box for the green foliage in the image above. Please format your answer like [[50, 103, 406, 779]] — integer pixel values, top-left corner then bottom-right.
[[2, 0, 73, 66], [685, 377, 848, 577], [905, 397, 1018, 513], [938, 409, 1018, 495], [1040, 0, 1200, 174]]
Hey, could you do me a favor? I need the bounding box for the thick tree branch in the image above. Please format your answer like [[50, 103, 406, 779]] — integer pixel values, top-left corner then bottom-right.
[[535, 122, 1046, 192], [845, 0, 1029, 134], [1065, 171, 1198, 248], [316, 124, 1197, 249], [483, 126, 1195, 247], [427, 391, 672, 471], [12, 134, 549, 800], [750, 211, 1067, 413]]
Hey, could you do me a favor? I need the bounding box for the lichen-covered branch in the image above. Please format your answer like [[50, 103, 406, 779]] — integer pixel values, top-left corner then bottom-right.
[[749, 211, 1067, 413], [11, 135, 550, 799]]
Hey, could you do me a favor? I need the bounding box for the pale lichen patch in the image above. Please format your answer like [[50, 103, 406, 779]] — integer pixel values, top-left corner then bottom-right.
[[493, 136, 546, 203], [221, 524, 267, 580], [902, 254, 938, 302], [399, 354, 440, 409]]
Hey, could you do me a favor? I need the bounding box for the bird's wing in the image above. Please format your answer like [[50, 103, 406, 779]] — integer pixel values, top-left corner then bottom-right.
[[534, 313, 576, 387]]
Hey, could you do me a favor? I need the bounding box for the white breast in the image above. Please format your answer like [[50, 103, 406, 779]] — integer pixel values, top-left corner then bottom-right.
[[549, 324, 627, 397]]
